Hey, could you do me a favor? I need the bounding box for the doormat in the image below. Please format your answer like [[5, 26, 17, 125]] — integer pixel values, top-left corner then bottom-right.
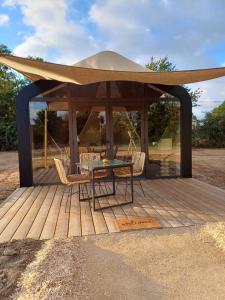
[[117, 216, 161, 232]]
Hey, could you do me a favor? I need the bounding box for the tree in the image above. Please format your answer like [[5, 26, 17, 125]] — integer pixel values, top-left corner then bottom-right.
[[27, 56, 44, 62], [0, 44, 29, 150], [0, 44, 45, 150], [145, 56, 203, 146], [197, 101, 225, 147], [146, 56, 176, 72], [32, 110, 69, 148], [146, 56, 202, 107]]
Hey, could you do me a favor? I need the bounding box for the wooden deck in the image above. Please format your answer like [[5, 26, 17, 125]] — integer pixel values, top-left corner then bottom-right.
[[0, 178, 225, 242], [33, 167, 61, 185]]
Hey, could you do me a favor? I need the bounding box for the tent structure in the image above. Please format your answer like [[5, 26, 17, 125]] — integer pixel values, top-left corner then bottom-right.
[[1, 50, 225, 85], [1, 50, 224, 187]]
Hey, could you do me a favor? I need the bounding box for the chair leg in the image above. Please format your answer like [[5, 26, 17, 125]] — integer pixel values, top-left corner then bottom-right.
[[80, 183, 85, 200], [84, 182, 89, 198], [138, 178, 145, 197], [99, 180, 108, 196], [79, 183, 85, 201], [124, 177, 128, 201], [104, 181, 110, 194], [78, 182, 92, 202], [65, 186, 72, 213]]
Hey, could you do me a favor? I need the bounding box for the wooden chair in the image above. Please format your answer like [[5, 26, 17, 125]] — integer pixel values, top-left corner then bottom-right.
[[79, 152, 107, 179], [113, 145, 118, 159], [114, 151, 146, 197], [54, 158, 91, 210], [79, 152, 109, 197]]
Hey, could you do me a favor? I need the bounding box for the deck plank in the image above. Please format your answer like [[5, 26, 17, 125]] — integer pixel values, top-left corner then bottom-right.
[[0, 188, 27, 219], [0, 187, 34, 238], [149, 179, 204, 224], [139, 181, 184, 226], [80, 200, 95, 236], [0, 186, 42, 242], [159, 179, 220, 222], [180, 178, 225, 210], [145, 180, 197, 226], [27, 185, 58, 239], [135, 197, 171, 227], [40, 185, 65, 240], [68, 186, 82, 237], [170, 179, 225, 221], [54, 186, 70, 239], [91, 204, 109, 235], [151, 179, 208, 224], [12, 186, 50, 240], [98, 197, 120, 233]]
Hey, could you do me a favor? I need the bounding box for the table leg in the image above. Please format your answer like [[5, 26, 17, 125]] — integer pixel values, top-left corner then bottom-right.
[[78, 183, 80, 201], [130, 165, 134, 203], [92, 170, 96, 211], [112, 171, 116, 195]]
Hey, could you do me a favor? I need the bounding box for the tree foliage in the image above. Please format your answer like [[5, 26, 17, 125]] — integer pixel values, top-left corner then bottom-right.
[[0, 44, 45, 150], [145, 57, 194, 145], [146, 56, 202, 107], [32, 110, 68, 148], [0, 44, 28, 150], [193, 101, 225, 147]]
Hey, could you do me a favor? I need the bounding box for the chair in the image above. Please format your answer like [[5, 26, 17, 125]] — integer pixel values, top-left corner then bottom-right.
[[54, 158, 91, 210], [114, 151, 146, 196], [79, 152, 109, 197], [113, 145, 118, 159], [79, 152, 107, 179]]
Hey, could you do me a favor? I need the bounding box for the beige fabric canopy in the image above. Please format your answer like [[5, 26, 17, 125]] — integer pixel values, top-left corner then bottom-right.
[[1, 50, 225, 85]]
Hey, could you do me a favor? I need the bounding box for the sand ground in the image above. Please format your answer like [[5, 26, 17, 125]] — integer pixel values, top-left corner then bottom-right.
[[0, 149, 225, 299], [11, 224, 225, 300], [0, 151, 19, 204], [192, 148, 225, 189]]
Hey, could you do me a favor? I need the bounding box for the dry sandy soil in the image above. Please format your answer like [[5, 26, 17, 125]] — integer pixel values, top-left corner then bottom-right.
[[0, 149, 225, 299], [10, 224, 225, 300], [192, 148, 225, 189], [0, 152, 19, 204]]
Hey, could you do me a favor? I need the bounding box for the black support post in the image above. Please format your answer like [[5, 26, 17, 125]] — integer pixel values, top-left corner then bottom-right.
[[155, 84, 192, 178], [16, 80, 62, 187]]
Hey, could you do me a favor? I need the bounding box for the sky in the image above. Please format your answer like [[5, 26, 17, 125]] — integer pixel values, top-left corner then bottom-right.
[[1, 0, 225, 118]]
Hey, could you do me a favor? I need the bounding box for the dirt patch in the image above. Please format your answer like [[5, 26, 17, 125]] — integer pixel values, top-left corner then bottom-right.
[[192, 148, 225, 189], [0, 151, 19, 204], [83, 224, 225, 300], [0, 239, 43, 299], [13, 239, 88, 300], [9, 224, 225, 300]]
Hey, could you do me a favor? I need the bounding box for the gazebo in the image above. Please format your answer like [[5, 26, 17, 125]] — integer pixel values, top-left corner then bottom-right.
[[1, 50, 225, 187]]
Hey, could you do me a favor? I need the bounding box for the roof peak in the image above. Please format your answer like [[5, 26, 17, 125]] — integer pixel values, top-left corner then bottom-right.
[[74, 50, 150, 72]]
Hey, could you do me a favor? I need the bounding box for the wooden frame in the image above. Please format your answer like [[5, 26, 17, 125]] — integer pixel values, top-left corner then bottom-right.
[[16, 80, 192, 187]]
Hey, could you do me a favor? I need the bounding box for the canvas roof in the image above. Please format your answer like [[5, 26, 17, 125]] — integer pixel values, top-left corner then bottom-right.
[[1, 50, 225, 85], [73, 50, 150, 71]]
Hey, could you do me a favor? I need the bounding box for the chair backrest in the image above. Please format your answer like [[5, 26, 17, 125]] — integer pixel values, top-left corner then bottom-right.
[[54, 158, 68, 185], [113, 145, 118, 158], [132, 152, 145, 174], [80, 152, 100, 163]]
